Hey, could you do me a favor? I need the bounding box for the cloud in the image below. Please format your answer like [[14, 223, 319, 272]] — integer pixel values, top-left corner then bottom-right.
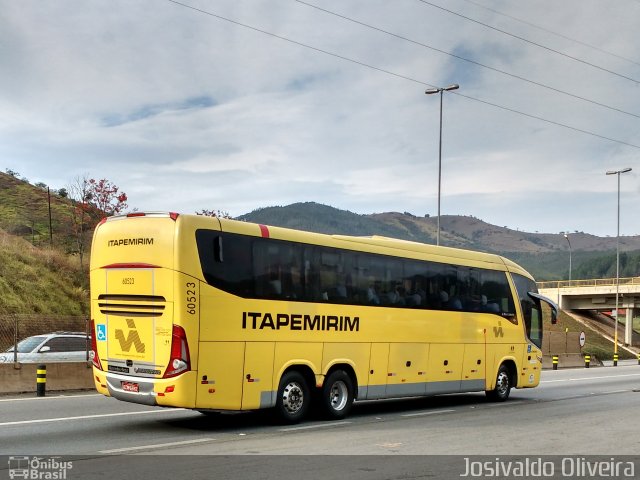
[[101, 96, 217, 127], [1, 0, 639, 237]]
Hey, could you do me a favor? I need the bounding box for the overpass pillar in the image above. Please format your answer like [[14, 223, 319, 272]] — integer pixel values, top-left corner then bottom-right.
[[625, 308, 635, 346]]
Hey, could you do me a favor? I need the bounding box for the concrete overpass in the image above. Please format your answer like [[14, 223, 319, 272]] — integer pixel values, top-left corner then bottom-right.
[[538, 277, 640, 345]]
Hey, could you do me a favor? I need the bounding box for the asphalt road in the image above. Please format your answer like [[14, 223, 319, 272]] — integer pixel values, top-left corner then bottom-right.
[[1, 366, 639, 479]]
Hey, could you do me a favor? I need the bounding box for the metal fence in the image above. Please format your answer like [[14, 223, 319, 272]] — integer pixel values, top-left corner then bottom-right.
[[0, 314, 89, 363]]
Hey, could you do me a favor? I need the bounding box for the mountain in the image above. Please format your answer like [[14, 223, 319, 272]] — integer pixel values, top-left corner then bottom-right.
[[238, 202, 640, 280], [240, 202, 640, 253]]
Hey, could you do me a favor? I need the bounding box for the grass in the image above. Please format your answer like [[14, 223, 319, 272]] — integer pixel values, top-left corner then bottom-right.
[[616, 315, 640, 334], [0, 229, 88, 315], [0, 172, 100, 255]]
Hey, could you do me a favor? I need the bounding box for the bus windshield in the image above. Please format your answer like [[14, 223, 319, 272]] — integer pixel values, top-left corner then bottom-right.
[[511, 273, 557, 348]]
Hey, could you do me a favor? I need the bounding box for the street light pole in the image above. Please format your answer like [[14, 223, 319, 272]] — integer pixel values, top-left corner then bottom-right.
[[425, 84, 459, 246], [563, 233, 572, 282], [605, 167, 632, 365]]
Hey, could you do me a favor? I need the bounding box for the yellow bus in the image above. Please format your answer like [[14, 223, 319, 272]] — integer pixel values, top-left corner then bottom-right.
[[89, 212, 556, 423]]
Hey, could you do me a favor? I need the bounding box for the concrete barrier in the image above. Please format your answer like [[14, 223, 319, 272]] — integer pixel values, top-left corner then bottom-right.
[[542, 332, 583, 354], [0, 362, 94, 395], [542, 353, 602, 369]]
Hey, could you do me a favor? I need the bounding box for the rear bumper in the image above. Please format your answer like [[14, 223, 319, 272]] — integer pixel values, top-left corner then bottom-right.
[[106, 372, 158, 406], [93, 368, 196, 408]]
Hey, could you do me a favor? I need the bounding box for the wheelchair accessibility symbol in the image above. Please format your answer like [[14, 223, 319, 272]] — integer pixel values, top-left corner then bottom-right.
[[97, 324, 107, 341]]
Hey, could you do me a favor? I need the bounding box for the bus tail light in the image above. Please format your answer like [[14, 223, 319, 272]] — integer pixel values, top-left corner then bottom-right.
[[90, 319, 103, 371], [163, 325, 191, 378]]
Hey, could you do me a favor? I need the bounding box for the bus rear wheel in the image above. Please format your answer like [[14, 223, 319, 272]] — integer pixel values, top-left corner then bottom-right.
[[486, 364, 512, 402], [320, 370, 354, 420], [275, 371, 310, 424]]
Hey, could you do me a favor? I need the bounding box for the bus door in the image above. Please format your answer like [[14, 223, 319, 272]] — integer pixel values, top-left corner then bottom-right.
[[241, 342, 275, 410], [196, 341, 245, 410], [461, 342, 486, 391], [366, 343, 389, 399], [426, 344, 464, 394], [386, 343, 429, 397]]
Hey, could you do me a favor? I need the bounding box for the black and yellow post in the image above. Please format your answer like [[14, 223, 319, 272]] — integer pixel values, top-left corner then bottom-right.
[[552, 355, 559, 370], [36, 364, 46, 397], [613, 354, 619, 367], [584, 355, 591, 368], [637, 353, 640, 366]]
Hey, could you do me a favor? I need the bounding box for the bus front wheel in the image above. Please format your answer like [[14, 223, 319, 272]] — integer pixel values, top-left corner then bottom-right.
[[275, 371, 310, 424], [321, 370, 354, 420], [486, 364, 512, 402]]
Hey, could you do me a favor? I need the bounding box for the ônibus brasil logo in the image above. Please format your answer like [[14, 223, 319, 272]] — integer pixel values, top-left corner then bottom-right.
[[8, 456, 72, 479]]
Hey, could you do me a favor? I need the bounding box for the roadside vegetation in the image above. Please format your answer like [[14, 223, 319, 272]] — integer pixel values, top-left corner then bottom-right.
[[0, 228, 87, 315]]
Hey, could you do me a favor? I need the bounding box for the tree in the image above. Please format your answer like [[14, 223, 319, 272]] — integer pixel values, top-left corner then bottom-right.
[[67, 176, 129, 269], [67, 176, 93, 269], [196, 209, 232, 219], [86, 178, 128, 216]]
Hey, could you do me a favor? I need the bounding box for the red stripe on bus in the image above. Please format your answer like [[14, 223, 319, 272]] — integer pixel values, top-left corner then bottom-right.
[[101, 263, 160, 269], [259, 224, 270, 238]]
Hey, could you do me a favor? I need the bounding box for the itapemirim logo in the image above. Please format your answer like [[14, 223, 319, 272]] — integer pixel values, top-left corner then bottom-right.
[[114, 319, 146, 353]]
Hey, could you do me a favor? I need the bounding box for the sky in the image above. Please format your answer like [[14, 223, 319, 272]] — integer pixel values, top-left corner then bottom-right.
[[2, 0, 639, 237]]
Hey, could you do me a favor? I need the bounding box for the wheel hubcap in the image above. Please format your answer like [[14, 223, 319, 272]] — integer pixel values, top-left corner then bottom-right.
[[496, 372, 509, 396], [282, 382, 304, 414], [329, 380, 348, 411]]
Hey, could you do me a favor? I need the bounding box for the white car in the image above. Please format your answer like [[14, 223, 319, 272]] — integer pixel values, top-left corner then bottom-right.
[[0, 332, 89, 363]]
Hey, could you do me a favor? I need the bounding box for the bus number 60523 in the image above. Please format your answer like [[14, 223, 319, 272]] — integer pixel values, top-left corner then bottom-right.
[[186, 282, 197, 315]]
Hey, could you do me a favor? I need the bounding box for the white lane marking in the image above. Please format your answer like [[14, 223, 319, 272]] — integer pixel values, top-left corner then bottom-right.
[[280, 421, 351, 432], [99, 438, 214, 454], [541, 373, 640, 384], [0, 408, 185, 427], [485, 400, 524, 407], [0, 393, 102, 402], [400, 409, 455, 417]]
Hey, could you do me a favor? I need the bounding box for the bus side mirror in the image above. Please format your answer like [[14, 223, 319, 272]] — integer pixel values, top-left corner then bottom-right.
[[528, 291, 558, 324]]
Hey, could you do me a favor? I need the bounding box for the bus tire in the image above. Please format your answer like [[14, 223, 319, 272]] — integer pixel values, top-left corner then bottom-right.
[[486, 364, 512, 402], [321, 370, 354, 420], [275, 371, 310, 424]]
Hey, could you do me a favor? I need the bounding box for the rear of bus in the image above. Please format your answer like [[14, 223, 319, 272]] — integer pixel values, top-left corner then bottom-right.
[[90, 212, 197, 408]]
